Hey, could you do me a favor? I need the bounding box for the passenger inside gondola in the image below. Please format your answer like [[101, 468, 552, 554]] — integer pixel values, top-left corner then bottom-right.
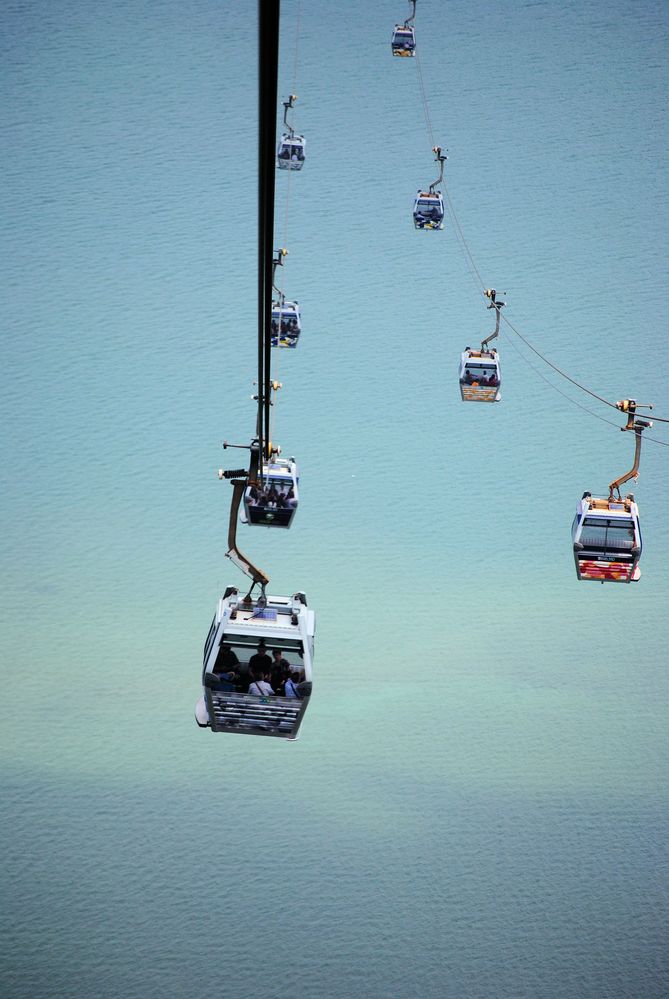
[[392, 29, 415, 51], [213, 643, 239, 674], [246, 480, 297, 510], [414, 199, 443, 228], [207, 639, 307, 698], [271, 312, 300, 339], [278, 142, 305, 163], [462, 365, 498, 385]]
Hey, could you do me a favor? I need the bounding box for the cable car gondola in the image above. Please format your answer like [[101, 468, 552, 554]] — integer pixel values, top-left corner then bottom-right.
[[271, 299, 301, 347], [195, 587, 314, 739], [277, 95, 305, 171], [391, 0, 416, 56], [572, 400, 652, 583], [270, 248, 301, 347], [244, 456, 299, 528], [460, 289, 505, 402], [413, 146, 446, 229]]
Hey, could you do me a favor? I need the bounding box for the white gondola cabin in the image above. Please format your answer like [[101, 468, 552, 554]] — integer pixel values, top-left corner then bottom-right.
[[271, 300, 301, 348], [195, 588, 315, 739], [413, 191, 444, 229], [391, 25, 416, 56], [572, 492, 642, 583], [277, 133, 306, 170], [459, 348, 501, 402], [243, 457, 299, 528]]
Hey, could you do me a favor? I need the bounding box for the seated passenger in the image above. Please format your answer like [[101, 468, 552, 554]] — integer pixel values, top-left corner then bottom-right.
[[212, 670, 238, 692], [213, 643, 239, 675], [284, 671, 301, 698], [249, 641, 272, 676], [271, 649, 290, 689], [235, 661, 251, 693], [248, 669, 274, 696]]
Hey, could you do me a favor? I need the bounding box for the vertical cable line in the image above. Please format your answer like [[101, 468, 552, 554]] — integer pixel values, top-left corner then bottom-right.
[[271, 0, 302, 445], [258, 0, 281, 471]]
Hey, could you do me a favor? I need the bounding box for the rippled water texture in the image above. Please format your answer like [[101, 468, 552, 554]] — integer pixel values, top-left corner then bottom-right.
[[2, 1, 668, 997]]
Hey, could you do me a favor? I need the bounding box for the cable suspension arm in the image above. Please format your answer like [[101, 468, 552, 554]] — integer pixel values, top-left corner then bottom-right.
[[272, 247, 287, 302], [225, 479, 270, 586], [608, 400, 653, 499], [428, 146, 447, 194], [481, 288, 505, 351], [405, 0, 417, 28], [282, 94, 297, 138]]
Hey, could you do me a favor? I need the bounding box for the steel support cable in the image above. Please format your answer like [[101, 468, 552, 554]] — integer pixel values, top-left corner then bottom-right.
[[410, 20, 669, 446], [414, 47, 435, 150], [259, 0, 281, 469], [415, 46, 487, 297], [498, 328, 669, 446], [271, 0, 302, 446], [413, 47, 636, 421], [499, 310, 618, 411], [442, 180, 487, 295], [443, 185, 669, 436], [291, 0, 302, 93]]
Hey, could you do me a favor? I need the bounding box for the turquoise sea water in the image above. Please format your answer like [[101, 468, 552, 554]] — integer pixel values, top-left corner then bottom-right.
[[2, 1, 668, 997]]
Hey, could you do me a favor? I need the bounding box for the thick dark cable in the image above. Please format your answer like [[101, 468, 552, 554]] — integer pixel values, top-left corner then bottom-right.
[[258, 0, 281, 467]]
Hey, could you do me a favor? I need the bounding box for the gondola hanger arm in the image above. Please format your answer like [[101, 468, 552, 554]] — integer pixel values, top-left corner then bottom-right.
[[481, 288, 506, 351], [608, 400, 654, 499], [225, 480, 270, 587], [428, 146, 447, 194], [282, 95, 297, 137]]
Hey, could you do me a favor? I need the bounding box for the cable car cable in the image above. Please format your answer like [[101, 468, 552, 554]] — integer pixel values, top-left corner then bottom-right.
[[272, 3, 303, 445], [498, 327, 669, 446], [409, 25, 662, 427], [415, 49, 435, 150], [259, 0, 281, 464], [499, 310, 618, 411], [406, 20, 669, 448]]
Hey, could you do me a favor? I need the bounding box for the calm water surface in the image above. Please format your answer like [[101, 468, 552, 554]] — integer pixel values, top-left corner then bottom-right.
[[1, 1, 668, 997]]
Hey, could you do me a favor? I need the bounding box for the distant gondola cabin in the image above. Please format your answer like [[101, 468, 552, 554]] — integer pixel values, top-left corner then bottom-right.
[[271, 301, 301, 348], [277, 134, 306, 170], [459, 349, 501, 402], [243, 457, 299, 529], [413, 191, 444, 229], [391, 25, 416, 56]]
